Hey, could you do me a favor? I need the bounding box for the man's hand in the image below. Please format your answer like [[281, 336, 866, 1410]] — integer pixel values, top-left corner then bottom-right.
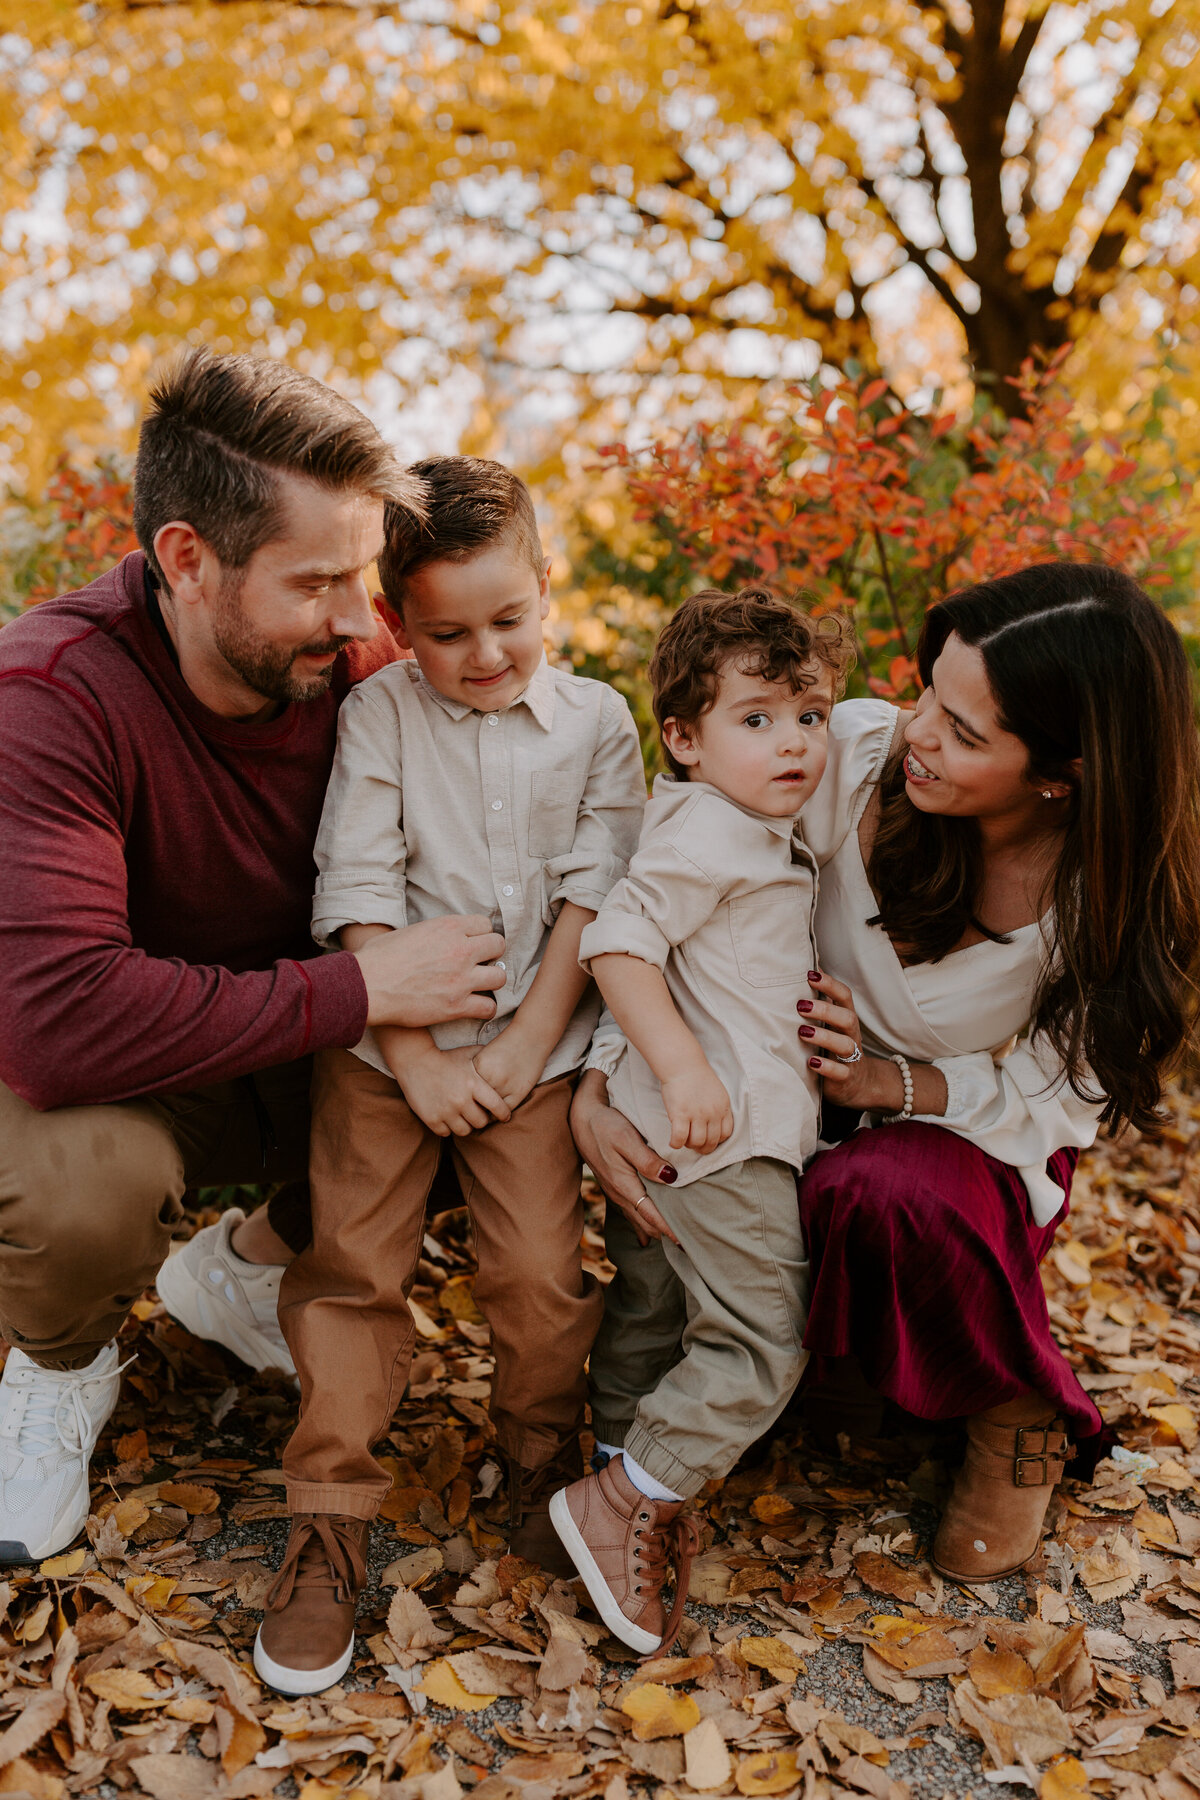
[[390, 1041, 511, 1138], [660, 1059, 734, 1153], [352, 916, 506, 1028], [472, 1024, 547, 1114]]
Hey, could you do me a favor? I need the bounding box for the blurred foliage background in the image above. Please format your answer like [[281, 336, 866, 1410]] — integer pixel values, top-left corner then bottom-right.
[[5, 0, 1200, 729]]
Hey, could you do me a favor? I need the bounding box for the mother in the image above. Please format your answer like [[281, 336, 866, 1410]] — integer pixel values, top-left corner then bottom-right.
[[572, 561, 1200, 1582]]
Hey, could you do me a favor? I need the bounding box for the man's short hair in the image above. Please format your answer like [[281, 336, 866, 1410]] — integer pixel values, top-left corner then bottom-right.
[[651, 586, 855, 779], [133, 348, 424, 583], [376, 455, 544, 605]]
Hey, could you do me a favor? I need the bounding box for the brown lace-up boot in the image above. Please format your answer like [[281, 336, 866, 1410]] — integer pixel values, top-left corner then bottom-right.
[[254, 1514, 370, 1696], [549, 1455, 700, 1655], [505, 1439, 584, 1579], [932, 1397, 1067, 1584]]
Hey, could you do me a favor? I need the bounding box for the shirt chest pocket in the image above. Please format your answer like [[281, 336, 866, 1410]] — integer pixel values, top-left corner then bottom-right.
[[525, 768, 581, 858], [728, 889, 811, 989]]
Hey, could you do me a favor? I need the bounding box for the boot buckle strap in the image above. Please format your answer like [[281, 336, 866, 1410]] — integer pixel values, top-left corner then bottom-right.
[[1015, 1425, 1054, 1455], [1014, 1452, 1064, 1487]]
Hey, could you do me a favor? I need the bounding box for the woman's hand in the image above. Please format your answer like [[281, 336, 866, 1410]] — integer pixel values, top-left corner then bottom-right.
[[570, 1069, 682, 1248], [799, 970, 895, 1112]]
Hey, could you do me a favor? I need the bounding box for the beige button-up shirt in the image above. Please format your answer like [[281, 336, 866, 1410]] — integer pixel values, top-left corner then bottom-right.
[[578, 775, 821, 1184], [313, 655, 647, 1080]]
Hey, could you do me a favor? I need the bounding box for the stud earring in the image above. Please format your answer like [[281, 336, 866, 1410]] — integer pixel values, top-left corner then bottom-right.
[[1042, 790, 1054, 800]]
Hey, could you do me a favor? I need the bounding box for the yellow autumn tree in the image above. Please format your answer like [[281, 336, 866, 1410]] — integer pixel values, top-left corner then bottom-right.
[[3, 0, 1200, 486]]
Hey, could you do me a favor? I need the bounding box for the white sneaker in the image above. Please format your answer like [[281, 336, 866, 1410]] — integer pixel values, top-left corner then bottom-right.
[[155, 1208, 296, 1379], [0, 1342, 124, 1562]]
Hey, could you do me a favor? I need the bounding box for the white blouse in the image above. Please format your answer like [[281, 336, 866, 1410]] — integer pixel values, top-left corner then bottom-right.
[[800, 700, 1103, 1225]]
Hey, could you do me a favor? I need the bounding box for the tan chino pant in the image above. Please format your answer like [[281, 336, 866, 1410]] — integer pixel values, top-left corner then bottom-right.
[[591, 1156, 811, 1500], [280, 1047, 604, 1520], [0, 1063, 315, 1370]]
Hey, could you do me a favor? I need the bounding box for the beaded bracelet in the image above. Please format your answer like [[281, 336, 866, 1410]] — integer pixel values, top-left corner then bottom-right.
[[882, 1052, 914, 1124]]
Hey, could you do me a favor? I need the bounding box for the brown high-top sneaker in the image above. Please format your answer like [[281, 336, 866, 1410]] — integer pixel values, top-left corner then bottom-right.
[[549, 1456, 700, 1655], [932, 1397, 1067, 1584], [505, 1439, 584, 1579], [254, 1514, 370, 1696]]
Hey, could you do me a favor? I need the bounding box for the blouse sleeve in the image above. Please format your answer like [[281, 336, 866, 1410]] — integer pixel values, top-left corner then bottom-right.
[[914, 1034, 1104, 1226], [801, 699, 899, 865]]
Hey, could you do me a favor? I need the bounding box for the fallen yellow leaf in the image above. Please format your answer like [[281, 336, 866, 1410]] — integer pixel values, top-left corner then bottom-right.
[[85, 1668, 172, 1710], [418, 1657, 498, 1711], [620, 1682, 701, 1740], [156, 1481, 220, 1515], [114, 1496, 151, 1537], [736, 1749, 803, 1795], [1040, 1756, 1091, 1799], [967, 1645, 1035, 1699], [1146, 1404, 1198, 1450], [39, 1548, 86, 1579], [738, 1635, 804, 1683]]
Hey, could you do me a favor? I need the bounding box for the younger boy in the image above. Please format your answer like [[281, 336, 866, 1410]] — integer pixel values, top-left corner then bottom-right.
[[256, 457, 646, 1696], [550, 587, 852, 1654]]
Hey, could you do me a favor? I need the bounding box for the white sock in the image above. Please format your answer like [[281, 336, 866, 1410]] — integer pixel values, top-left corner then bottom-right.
[[620, 1450, 684, 1504], [595, 1441, 622, 1463]]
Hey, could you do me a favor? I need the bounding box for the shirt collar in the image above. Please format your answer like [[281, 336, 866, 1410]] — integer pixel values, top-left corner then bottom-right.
[[414, 654, 557, 731], [651, 773, 804, 840]]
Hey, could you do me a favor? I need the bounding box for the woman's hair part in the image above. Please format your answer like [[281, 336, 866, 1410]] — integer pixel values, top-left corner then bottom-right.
[[868, 560, 1200, 1134]]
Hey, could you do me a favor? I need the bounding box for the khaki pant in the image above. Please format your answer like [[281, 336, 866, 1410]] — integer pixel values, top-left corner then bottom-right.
[[589, 1157, 810, 1500], [0, 1063, 314, 1370], [280, 1048, 604, 1519]]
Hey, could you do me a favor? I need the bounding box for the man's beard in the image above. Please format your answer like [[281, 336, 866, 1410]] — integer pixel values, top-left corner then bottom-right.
[[212, 569, 351, 705]]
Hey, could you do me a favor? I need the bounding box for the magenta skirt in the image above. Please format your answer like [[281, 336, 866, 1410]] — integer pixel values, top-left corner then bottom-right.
[[798, 1119, 1101, 1443]]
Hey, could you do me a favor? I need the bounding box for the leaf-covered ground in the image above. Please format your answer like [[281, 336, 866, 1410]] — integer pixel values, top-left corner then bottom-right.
[[2, 1095, 1199, 1800]]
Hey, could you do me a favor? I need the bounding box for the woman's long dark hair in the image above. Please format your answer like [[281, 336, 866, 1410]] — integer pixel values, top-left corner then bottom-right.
[[868, 561, 1200, 1134]]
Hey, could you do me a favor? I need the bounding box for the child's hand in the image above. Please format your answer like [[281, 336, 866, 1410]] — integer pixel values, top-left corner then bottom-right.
[[473, 1025, 547, 1114], [392, 1043, 511, 1137], [660, 1061, 734, 1153]]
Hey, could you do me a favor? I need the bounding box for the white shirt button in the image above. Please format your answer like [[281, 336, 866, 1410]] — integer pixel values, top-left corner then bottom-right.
[[502, 884, 514, 896], [486, 714, 498, 725], [496, 960, 506, 971], [491, 799, 503, 811]]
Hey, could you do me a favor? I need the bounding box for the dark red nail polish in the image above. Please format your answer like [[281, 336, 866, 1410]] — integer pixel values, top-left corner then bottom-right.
[[659, 1165, 678, 1184], [808, 1056, 823, 1070], [807, 970, 821, 983], [799, 1024, 815, 1038], [797, 999, 813, 1013]]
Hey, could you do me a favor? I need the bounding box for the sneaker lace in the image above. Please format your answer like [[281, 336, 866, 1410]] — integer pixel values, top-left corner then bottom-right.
[[506, 1444, 579, 1530], [638, 1513, 702, 1657], [15, 1356, 133, 1458], [266, 1515, 367, 1613]]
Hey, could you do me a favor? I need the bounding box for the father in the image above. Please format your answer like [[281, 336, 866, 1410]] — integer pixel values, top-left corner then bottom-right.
[[0, 349, 506, 1562]]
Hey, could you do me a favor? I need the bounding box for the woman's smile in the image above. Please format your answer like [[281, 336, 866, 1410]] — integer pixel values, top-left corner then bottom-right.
[[904, 748, 939, 784]]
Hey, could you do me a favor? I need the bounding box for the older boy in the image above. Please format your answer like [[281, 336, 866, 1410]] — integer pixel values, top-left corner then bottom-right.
[[256, 457, 646, 1695], [551, 587, 852, 1653]]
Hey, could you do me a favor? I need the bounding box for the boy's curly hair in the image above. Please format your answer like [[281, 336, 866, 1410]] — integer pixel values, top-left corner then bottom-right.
[[651, 586, 855, 779]]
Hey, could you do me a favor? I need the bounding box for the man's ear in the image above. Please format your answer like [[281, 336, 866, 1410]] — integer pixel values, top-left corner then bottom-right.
[[662, 717, 699, 766], [153, 521, 210, 604]]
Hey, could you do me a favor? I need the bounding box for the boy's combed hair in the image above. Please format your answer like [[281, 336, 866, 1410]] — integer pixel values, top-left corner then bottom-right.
[[377, 455, 544, 603], [134, 348, 422, 583], [651, 586, 854, 779]]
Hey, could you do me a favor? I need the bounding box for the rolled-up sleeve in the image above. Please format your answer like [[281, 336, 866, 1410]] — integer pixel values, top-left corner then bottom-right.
[[548, 693, 647, 914], [579, 836, 724, 972], [916, 1035, 1104, 1225], [312, 684, 409, 945]]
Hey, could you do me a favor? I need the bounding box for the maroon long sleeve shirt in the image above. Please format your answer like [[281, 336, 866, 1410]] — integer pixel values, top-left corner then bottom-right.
[[0, 551, 397, 1110]]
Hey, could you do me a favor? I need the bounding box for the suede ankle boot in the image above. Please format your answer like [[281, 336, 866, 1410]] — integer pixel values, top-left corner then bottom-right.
[[932, 1396, 1067, 1583]]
